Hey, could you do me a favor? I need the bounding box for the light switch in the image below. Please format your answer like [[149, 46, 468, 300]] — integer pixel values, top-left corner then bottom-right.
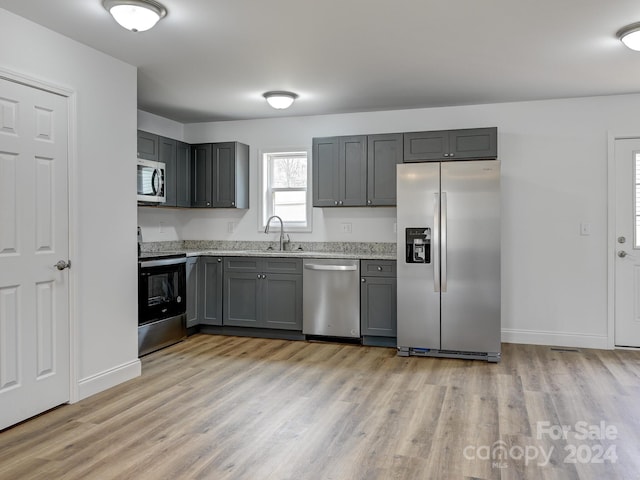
[[341, 223, 352, 234], [580, 223, 591, 236]]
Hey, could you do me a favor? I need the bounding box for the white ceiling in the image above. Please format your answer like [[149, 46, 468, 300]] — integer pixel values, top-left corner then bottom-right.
[[2, 0, 640, 123]]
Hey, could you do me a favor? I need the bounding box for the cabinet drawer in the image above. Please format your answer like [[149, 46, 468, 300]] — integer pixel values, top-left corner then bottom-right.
[[360, 260, 396, 277], [224, 257, 260, 272], [263, 257, 302, 274]]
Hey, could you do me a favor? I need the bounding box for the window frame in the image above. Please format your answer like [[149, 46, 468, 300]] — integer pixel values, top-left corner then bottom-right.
[[258, 147, 313, 233]]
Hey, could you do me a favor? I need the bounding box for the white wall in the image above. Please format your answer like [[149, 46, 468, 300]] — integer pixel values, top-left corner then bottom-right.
[[1, 9, 140, 399], [140, 94, 640, 349]]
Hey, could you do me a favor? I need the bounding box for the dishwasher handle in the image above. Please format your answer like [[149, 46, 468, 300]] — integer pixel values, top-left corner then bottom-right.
[[304, 264, 357, 271]]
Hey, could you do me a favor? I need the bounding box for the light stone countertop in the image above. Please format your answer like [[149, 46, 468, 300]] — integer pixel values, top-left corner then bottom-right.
[[141, 240, 397, 261]]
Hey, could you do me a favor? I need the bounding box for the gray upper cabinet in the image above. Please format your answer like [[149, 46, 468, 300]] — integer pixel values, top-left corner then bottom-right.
[[367, 133, 402, 206], [223, 257, 302, 330], [159, 136, 177, 207], [175, 141, 191, 208], [312, 135, 368, 207], [404, 127, 497, 162], [339, 136, 367, 206], [312, 137, 339, 207], [137, 130, 159, 161], [190, 142, 249, 209]]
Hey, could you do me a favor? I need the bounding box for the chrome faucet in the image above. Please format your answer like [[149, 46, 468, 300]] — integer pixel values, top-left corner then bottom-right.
[[265, 215, 290, 251]]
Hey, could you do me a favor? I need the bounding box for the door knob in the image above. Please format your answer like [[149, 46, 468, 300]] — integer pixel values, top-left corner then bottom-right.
[[54, 260, 71, 270], [618, 251, 629, 258]]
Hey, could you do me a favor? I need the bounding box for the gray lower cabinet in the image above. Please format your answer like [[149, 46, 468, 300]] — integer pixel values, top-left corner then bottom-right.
[[360, 260, 397, 339], [197, 256, 223, 326], [185, 257, 199, 327], [403, 127, 497, 162], [223, 257, 302, 330]]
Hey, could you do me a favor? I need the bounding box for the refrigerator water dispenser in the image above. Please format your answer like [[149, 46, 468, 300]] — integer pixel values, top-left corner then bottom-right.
[[405, 228, 430, 263]]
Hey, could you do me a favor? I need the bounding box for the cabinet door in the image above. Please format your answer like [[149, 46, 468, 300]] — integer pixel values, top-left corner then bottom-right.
[[360, 276, 397, 337], [212, 142, 236, 207], [312, 137, 339, 207], [191, 143, 212, 207], [137, 130, 159, 161], [367, 134, 402, 206], [223, 272, 261, 327], [176, 141, 191, 207], [186, 257, 199, 327], [339, 135, 367, 206], [262, 274, 302, 330], [198, 257, 223, 326], [449, 127, 497, 160], [159, 136, 177, 207], [403, 130, 448, 162]]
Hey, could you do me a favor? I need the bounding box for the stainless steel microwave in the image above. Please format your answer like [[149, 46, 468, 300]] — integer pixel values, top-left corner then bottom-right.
[[137, 159, 166, 203]]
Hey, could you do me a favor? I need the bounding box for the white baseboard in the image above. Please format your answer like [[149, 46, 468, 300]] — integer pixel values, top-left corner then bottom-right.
[[501, 328, 609, 350], [76, 359, 142, 401]]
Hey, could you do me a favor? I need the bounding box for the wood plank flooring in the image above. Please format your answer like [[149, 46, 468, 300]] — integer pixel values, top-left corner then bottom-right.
[[1, 335, 640, 480]]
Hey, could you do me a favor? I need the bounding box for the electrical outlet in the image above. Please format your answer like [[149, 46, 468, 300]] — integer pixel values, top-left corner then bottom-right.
[[580, 222, 591, 236], [341, 222, 352, 234], [227, 222, 236, 233], [159, 222, 165, 234], [393, 223, 397, 233]]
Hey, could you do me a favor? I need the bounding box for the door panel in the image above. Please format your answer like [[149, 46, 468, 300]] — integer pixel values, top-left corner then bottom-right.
[[0, 78, 70, 430], [614, 138, 640, 346], [396, 163, 441, 349], [440, 161, 500, 353]]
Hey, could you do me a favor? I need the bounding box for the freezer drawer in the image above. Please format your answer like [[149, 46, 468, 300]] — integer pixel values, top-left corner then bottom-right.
[[303, 259, 360, 338]]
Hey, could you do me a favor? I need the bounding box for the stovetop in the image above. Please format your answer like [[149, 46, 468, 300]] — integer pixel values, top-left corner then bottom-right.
[[138, 252, 187, 262]]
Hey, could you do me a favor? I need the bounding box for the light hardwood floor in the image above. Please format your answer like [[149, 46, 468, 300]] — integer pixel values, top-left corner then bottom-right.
[[1, 334, 639, 480]]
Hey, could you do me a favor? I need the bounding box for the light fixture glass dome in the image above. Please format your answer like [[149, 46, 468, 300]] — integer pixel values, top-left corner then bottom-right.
[[263, 91, 298, 109], [103, 0, 167, 32], [618, 22, 640, 51]]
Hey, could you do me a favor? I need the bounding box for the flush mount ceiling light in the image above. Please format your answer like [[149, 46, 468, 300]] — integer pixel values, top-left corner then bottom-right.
[[618, 22, 640, 51], [263, 91, 298, 110], [103, 0, 167, 32]]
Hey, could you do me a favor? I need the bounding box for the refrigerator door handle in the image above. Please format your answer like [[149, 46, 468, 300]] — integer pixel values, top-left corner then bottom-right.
[[433, 192, 440, 293], [441, 192, 448, 293]]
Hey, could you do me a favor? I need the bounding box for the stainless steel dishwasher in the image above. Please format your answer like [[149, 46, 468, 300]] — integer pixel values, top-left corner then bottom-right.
[[303, 258, 360, 338]]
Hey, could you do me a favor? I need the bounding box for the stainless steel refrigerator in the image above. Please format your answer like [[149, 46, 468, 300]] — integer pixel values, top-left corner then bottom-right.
[[396, 161, 501, 362]]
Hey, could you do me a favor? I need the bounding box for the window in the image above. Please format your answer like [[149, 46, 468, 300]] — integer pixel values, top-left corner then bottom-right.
[[259, 148, 312, 232]]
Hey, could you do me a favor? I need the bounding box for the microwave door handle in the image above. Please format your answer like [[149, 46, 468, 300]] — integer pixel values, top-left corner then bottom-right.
[[151, 168, 159, 195]]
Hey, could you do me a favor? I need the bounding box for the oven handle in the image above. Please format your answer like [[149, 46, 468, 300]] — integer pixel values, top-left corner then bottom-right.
[[139, 257, 186, 268]]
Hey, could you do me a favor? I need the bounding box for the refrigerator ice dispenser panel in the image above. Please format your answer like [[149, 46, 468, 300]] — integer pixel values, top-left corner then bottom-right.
[[405, 228, 431, 263]]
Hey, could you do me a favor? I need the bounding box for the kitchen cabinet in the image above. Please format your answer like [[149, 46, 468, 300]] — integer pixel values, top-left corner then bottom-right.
[[360, 260, 397, 343], [185, 257, 199, 328], [403, 127, 497, 162], [159, 136, 177, 207], [190, 142, 249, 208], [137, 130, 159, 161], [367, 133, 402, 206], [197, 256, 224, 326], [223, 257, 302, 330], [313, 135, 394, 207], [175, 141, 191, 208]]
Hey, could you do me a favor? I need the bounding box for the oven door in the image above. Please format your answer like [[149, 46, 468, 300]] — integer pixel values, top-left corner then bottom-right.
[[138, 257, 186, 324]]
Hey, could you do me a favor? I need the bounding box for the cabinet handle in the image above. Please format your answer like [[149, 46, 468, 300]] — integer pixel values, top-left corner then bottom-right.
[[339, 200, 343, 205], [262, 274, 267, 279], [334, 201, 338, 205], [443, 153, 449, 157], [361, 278, 366, 283], [231, 202, 235, 206], [449, 153, 454, 157], [377, 266, 382, 271], [367, 200, 372, 205], [217, 258, 221, 262], [257, 274, 261, 278], [207, 202, 211, 206]]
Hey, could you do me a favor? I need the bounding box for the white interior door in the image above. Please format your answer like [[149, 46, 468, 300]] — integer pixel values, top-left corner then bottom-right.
[[0, 78, 70, 429], [614, 137, 640, 347]]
